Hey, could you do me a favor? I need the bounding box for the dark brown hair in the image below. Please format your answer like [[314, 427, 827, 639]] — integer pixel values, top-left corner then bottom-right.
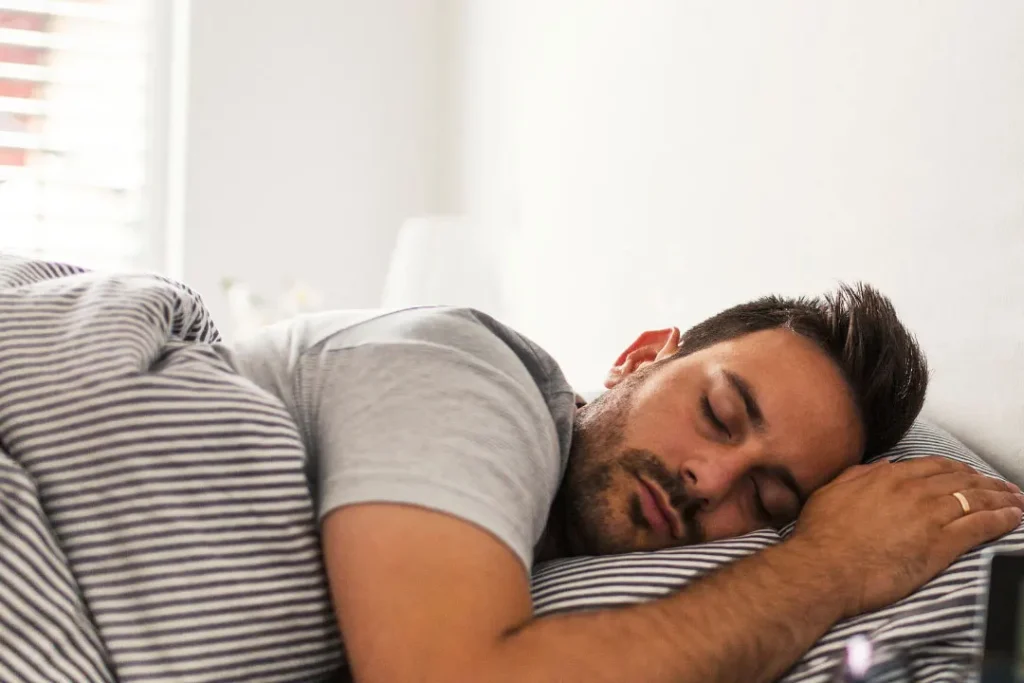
[[675, 283, 928, 460]]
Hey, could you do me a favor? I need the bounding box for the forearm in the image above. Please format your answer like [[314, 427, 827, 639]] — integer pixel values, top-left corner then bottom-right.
[[488, 538, 843, 683]]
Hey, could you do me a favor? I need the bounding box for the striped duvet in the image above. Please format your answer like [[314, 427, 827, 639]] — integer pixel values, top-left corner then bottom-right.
[[0, 255, 342, 682], [0, 255, 1019, 682]]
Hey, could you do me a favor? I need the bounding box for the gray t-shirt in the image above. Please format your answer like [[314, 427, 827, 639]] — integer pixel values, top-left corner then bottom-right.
[[218, 306, 576, 572]]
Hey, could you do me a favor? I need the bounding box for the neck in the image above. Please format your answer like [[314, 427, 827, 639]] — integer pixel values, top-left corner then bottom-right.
[[535, 399, 590, 566], [534, 485, 572, 565]]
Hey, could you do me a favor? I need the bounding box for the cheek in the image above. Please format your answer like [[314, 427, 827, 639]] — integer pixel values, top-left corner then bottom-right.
[[698, 500, 761, 542], [625, 417, 703, 471]]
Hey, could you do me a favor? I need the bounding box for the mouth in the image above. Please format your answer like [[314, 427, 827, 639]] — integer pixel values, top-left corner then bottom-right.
[[636, 475, 684, 540]]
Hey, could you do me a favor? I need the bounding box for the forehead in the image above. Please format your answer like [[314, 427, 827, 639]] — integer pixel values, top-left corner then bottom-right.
[[695, 329, 863, 483]]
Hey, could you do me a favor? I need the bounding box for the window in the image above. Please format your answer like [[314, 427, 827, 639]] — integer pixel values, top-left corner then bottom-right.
[[0, 0, 163, 272]]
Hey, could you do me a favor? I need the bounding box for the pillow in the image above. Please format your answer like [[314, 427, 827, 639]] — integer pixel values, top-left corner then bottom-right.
[[530, 421, 1024, 682]]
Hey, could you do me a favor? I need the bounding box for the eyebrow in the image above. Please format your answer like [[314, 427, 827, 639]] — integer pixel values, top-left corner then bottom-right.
[[723, 370, 765, 431]]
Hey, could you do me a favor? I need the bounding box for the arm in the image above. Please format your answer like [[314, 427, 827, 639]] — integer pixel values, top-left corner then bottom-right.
[[504, 536, 837, 682], [324, 459, 1023, 683], [324, 504, 838, 683]]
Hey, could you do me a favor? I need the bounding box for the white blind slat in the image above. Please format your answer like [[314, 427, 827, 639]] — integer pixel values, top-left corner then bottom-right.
[[0, 27, 146, 56], [0, 129, 41, 149], [0, 94, 44, 114], [0, 0, 141, 22], [0, 62, 46, 81], [0, 62, 147, 87], [0, 168, 146, 190]]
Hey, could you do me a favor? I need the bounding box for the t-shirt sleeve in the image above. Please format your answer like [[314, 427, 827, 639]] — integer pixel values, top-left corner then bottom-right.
[[299, 314, 564, 573]]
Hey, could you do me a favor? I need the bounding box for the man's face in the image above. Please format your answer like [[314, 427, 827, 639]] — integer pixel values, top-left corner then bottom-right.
[[559, 328, 864, 556]]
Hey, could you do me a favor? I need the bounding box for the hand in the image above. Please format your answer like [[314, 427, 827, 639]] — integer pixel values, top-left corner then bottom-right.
[[791, 456, 1024, 618]]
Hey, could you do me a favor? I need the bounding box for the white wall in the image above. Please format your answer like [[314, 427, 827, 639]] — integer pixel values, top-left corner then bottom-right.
[[182, 0, 443, 325], [452, 1, 1024, 472]]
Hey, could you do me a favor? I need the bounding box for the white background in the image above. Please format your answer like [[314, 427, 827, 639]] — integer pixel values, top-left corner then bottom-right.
[[182, 0, 445, 322]]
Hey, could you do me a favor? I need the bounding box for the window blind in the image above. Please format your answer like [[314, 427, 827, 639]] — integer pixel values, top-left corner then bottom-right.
[[0, 0, 154, 272]]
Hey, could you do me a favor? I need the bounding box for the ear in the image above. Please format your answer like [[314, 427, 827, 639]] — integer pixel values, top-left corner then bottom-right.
[[604, 327, 681, 389]]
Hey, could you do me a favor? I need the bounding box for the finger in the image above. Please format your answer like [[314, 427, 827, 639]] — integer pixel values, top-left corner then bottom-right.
[[942, 507, 1023, 558], [936, 489, 1024, 525], [892, 456, 976, 479], [925, 472, 1016, 497]]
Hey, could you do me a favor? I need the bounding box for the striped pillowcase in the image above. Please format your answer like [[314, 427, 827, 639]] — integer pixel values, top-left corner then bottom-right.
[[530, 421, 1024, 682]]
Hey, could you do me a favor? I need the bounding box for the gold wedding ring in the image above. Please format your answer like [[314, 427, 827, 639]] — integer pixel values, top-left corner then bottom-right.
[[952, 491, 971, 516]]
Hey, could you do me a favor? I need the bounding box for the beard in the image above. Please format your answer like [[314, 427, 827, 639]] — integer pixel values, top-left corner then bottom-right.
[[557, 365, 703, 556]]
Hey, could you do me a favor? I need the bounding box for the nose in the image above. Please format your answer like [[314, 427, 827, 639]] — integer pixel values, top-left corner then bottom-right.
[[681, 451, 751, 511]]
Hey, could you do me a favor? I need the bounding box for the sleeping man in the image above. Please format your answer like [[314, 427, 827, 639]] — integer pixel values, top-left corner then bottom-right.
[[221, 283, 1024, 683]]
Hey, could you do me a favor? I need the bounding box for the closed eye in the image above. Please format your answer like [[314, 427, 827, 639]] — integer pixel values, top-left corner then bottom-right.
[[701, 395, 730, 437]]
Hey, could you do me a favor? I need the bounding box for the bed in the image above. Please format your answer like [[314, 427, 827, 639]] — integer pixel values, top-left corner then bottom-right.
[[0, 254, 1020, 682]]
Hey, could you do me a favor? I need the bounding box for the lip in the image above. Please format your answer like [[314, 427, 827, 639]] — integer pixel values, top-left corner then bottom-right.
[[637, 475, 684, 540]]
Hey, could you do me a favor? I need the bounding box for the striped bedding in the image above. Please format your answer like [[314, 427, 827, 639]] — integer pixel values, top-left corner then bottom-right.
[[0, 255, 342, 682], [532, 421, 1024, 681]]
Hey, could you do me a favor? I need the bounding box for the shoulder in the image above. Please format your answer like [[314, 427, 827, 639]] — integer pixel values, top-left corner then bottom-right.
[[315, 307, 573, 400], [353, 307, 576, 444], [310, 306, 577, 471]]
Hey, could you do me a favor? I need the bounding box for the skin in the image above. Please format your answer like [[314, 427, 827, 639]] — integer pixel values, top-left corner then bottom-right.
[[322, 327, 1024, 683]]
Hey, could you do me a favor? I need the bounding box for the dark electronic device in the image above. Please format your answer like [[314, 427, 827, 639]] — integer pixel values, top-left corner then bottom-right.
[[981, 551, 1024, 682]]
